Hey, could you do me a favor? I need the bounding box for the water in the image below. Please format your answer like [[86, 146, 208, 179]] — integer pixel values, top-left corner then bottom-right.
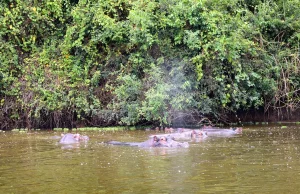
[[0, 126, 300, 193]]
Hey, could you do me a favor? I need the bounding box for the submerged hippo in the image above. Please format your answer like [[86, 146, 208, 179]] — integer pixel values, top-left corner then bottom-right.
[[107, 136, 189, 148], [158, 136, 190, 148], [150, 130, 207, 141], [59, 133, 89, 144], [164, 128, 193, 133], [202, 127, 243, 136]]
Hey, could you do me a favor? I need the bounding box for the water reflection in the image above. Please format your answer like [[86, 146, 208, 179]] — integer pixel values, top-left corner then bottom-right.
[[1, 126, 300, 193]]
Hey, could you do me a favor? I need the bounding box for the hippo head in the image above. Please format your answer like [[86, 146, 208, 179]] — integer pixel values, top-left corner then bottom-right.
[[80, 135, 89, 141], [191, 130, 208, 138], [232, 127, 243, 134], [59, 133, 89, 144]]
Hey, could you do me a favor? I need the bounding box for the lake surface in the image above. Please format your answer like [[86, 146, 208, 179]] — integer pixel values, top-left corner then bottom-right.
[[1, 125, 300, 193]]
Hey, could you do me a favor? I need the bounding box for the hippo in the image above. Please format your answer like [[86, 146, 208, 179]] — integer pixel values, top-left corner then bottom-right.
[[164, 127, 174, 133], [164, 127, 189, 133], [59, 133, 89, 144], [158, 136, 189, 148], [202, 127, 243, 136], [150, 130, 207, 141], [107, 136, 189, 148], [107, 136, 161, 147]]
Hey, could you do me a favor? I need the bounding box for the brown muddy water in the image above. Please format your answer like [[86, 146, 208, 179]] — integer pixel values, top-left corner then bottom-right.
[[0, 125, 300, 193]]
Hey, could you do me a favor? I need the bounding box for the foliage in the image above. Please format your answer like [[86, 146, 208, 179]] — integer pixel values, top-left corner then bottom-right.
[[0, 0, 299, 129]]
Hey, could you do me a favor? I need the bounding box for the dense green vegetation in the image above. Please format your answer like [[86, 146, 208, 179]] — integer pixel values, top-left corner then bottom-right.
[[0, 0, 299, 129]]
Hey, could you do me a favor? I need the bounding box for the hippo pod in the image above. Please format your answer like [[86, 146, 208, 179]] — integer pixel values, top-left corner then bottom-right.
[[59, 133, 89, 144], [106, 136, 189, 148]]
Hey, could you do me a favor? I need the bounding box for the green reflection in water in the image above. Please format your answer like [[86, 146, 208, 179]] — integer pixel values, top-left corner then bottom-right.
[[0, 126, 300, 193]]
